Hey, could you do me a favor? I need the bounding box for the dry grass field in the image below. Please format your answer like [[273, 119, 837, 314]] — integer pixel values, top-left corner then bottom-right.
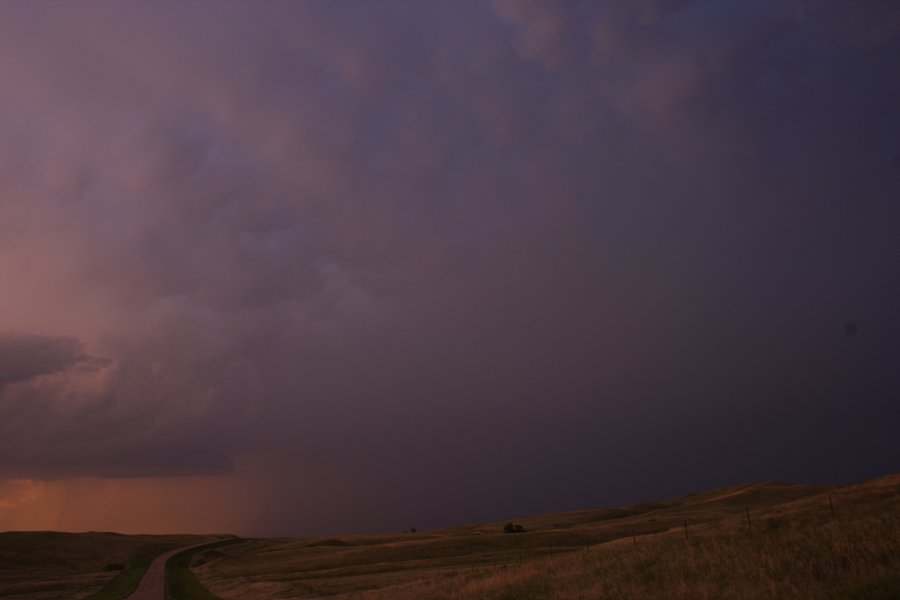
[[194, 473, 899, 600], [1, 473, 896, 599], [0, 532, 211, 599]]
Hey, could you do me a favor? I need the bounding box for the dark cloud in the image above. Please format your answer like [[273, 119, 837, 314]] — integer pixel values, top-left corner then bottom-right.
[[0, 333, 88, 386], [0, 0, 898, 533], [0, 329, 257, 479]]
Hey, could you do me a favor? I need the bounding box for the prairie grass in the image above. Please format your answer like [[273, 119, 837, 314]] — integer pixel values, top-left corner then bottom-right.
[[0, 532, 210, 600], [83, 544, 174, 600], [196, 473, 900, 600], [166, 538, 246, 600]]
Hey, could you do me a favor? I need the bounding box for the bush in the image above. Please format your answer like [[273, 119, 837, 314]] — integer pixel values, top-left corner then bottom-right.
[[503, 522, 525, 534]]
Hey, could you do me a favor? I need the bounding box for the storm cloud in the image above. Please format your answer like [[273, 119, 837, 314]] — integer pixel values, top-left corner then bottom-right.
[[0, 1, 898, 534], [0, 333, 90, 387]]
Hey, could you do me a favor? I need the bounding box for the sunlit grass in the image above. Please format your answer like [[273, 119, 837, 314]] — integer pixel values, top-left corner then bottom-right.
[[195, 473, 900, 600]]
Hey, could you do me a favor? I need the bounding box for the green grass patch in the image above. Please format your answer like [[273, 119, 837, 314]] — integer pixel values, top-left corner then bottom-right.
[[83, 544, 174, 600], [165, 539, 245, 600]]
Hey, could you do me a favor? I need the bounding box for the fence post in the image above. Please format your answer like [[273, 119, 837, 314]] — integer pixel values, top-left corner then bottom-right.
[[829, 493, 836, 521], [746, 506, 752, 529]]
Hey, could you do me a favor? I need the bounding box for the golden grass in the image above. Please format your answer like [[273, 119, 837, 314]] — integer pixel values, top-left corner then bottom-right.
[[0, 532, 212, 599], [194, 473, 900, 599]]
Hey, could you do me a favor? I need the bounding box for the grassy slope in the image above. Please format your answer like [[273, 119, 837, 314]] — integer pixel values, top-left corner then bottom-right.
[[195, 472, 900, 600], [165, 539, 246, 600], [84, 541, 195, 600], [0, 532, 210, 600]]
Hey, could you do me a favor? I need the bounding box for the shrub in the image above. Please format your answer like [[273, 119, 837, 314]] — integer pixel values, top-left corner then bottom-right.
[[503, 522, 525, 534]]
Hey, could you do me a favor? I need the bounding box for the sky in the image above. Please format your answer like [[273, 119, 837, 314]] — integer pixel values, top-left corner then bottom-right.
[[0, 0, 898, 537]]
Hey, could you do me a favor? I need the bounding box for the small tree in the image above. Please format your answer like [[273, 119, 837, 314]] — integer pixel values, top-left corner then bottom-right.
[[503, 522, 525, 534]]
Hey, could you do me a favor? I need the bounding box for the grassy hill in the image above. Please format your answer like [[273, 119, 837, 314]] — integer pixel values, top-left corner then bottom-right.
[[193, 473, 899, 599], [0, 473, 896, 599], [0, 532, 213, 599]]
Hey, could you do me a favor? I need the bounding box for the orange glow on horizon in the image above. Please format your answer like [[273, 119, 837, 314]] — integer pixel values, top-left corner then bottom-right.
[[0, 458, 268, 535]]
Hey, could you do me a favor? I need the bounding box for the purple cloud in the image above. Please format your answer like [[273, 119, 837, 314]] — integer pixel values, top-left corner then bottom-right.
[[0, 0, 897, 533]]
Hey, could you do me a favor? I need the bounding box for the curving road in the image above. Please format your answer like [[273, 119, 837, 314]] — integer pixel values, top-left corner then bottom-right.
[[124, 541, 216, 600]]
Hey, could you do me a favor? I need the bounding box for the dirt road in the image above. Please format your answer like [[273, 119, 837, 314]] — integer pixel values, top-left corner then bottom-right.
[[124, 541, 215, 600]]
